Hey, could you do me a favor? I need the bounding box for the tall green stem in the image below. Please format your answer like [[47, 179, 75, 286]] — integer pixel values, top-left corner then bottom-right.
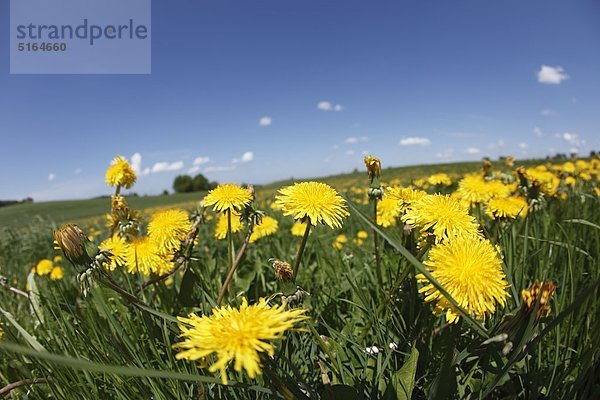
[[227, 209, 235, 268], [292, 222, 311, 281], [373, 199, 383, 287]]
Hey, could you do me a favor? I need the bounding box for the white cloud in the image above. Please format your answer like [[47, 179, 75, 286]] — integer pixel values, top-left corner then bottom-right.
[[130, 152, 142, 173], [259, 116, 272, 126], [193, 156, 210, 166], [487, 140, 505, 149], [204, 165, 236, 173], [435, 148, 454, 159], [399, 137, 431, 146], [562, 132, 582, 146], [533, 127, 543, 137], [570, 147, 579, 154], [48, 173, 56, 181], [151, 161, 184, 173], [537, 65, 569, 84], [344, 136, 368, 144], [361, 150, 369, 156], [541, 109, 557, 117], [232, 151, 254, 164], [331, 144, 339, 150], [464, 147, 480, 154], [519, 142, 528, 149], [188, 166, 201, 174], [345, 150, 355, 156], [74, 168, 82, 175], [142, 167, 150, 176], [318, 101, 332, 111], [318, 101, 343, 111]]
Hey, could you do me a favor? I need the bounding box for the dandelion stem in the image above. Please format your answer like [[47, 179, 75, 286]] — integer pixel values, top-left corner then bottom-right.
[[292, 222, 311, 281], [217, 222, 255, 305], [227, 209, 235, 268], [373, 199, 383, 287]]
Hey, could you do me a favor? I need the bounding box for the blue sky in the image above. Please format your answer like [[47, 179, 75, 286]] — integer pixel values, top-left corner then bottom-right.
[[1, 0, 599, 201]]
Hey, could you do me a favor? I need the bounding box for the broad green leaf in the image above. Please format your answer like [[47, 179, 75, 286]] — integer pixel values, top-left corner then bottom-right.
[[384, 345, 419, 400]]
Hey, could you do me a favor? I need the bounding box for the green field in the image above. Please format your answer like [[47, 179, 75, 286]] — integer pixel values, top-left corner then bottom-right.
[[1, 157, 598, 399], [0, 159, 545, 228]]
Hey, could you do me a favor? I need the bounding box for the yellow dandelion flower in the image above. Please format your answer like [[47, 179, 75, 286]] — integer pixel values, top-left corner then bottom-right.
[[332, 234, 348, 250], [291, 221, 312, 237], [204, 184, 252, 213], [249, 216, 279, 243], [105, 155, 137, 189], [427, 173, 452, 186], [456, 175, 494, 204], [126, 237, 172, 275], [148, 209, 192, 254], [214, 212, 244, 240], [385, 186, 427, 213], [174, 297, 307, 385], [356, 230, 368, 239], [35, 259, 54, 276], [376, 196, 402, 228], [53, 255, 62, 263], [486, 196, 528, 220], [275, 182, 349, 229], [50, 266, 64, 280], [402, 194, 479, 242], [418, 235, 508, 323], [99, 234, 129, 270], [525, 168, 560, 196]]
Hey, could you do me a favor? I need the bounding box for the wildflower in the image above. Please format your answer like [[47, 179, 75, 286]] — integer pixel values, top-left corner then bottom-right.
[[53, 224, 91, 266], [291, 221, 311, 237], [522, 281, 556, 319], [249, 216, 279, 243], [275, 182, 349, 229], [505, 156, 515, 168], [105, 155, 137, 189], [486, 196, 528, 220], [457, 175, 511, 204], [148, 209, 192, 254], [271, 259, 293, 282], [203, 183, 253, 213], [376, 196, 402, 227], [174, 297, 307, 384], [332, 234, 348, 250], [53, 256, 62, 263], [364, 155, 381, 180], [357, 230, 368, 239], [214, 212, 244, 240], [365, 346, 380, 355], [385, 186, 427, 213], [427, 173, 452, 186], [99, 234, 129, 270], [418, 235, 508, 323], [388, 342, 398, 351], [126, 237, 172, 275], [50, 266, 64, 280], [402, 194, 479, 242], [35, 259, 54, 276]]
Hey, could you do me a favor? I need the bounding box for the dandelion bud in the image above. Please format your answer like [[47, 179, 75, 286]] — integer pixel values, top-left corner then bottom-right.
[[246, 184, 255, 200], [271, 259, 293, 282], [53, 224, 92, 266], [388, 342, 398, 351], [364, 155, 381, 180], [368, 187, 384, 200], [522, 281, 556, 319]]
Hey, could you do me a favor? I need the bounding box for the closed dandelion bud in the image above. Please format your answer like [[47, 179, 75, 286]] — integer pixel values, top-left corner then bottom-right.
[[247, 184, 255, 200], [53, 224, 92, 266], [368, 187, 383, 200], [522, 281, 556, 320], [364, 155, 381, 180], [482, 159, 492, 175]]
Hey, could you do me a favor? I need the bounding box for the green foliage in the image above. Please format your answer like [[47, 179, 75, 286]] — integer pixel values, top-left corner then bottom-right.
[[0, 161, 599, 399]]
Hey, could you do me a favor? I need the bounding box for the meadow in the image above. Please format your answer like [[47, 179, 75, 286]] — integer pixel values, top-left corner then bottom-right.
[[0, 155, 598, 399]]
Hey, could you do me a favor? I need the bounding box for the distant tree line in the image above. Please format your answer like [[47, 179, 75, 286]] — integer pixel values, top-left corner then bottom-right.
[[0, 197, 33, 208], [173, 174, 217, 193]]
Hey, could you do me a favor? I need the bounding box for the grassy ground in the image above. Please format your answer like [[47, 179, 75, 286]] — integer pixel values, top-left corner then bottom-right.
[[0, 158, 598, 399]]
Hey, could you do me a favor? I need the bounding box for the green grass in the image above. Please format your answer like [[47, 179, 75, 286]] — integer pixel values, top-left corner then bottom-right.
[[1, 159, 598, 399], [0, 192, 205, 228]]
